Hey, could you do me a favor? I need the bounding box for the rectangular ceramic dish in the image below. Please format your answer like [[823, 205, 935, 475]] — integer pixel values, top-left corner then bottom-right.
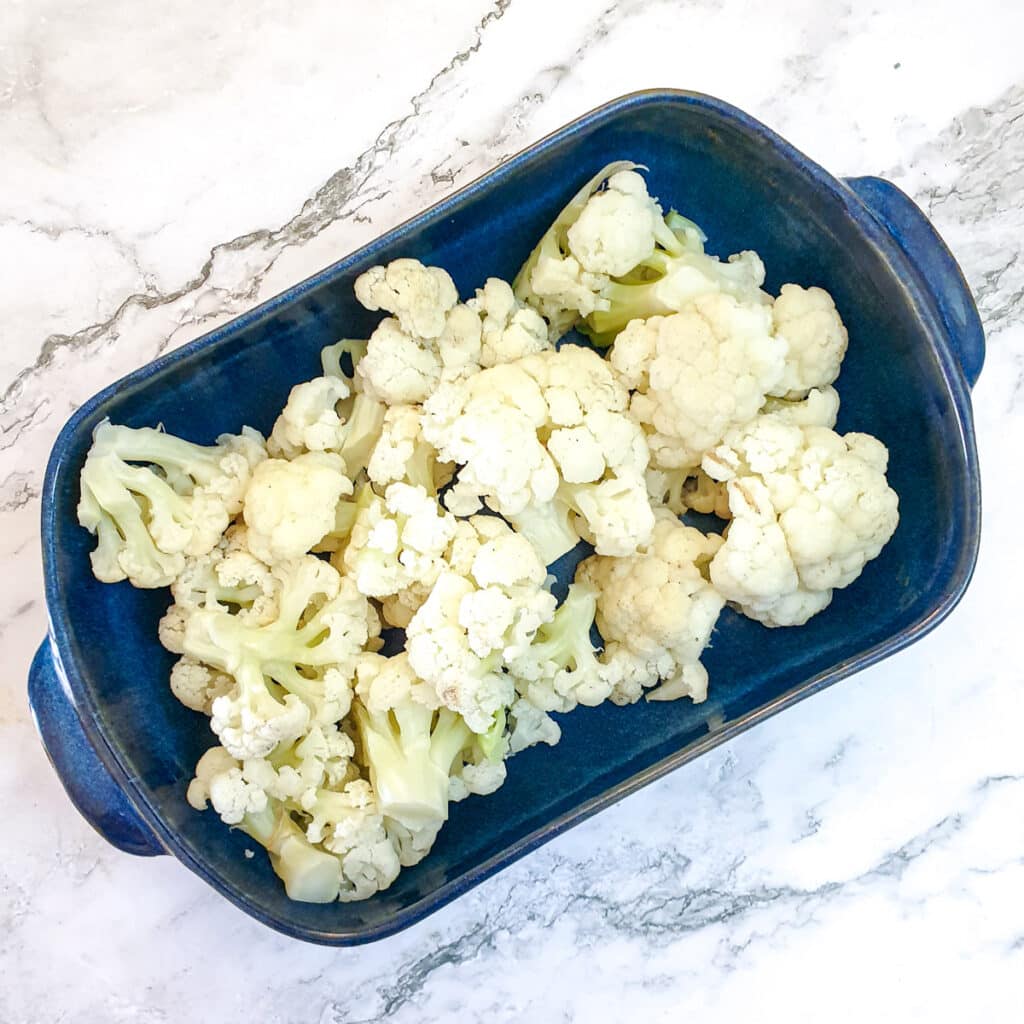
[[30, 90, 984, 944]]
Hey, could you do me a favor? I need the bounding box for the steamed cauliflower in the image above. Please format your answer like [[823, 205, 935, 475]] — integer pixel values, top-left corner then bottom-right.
[[770, 284, 849, 399], [243, 452, 352, 564], [424, 344, 655, 562], [341, 482, 457, 625], [610, 293, 788, 472], [354, 261, 554, 405], [703, 410, 899, 626], [366, 404, 453, 495], [355, 258, 460, 340], [578, 512, 725, 705], [468, 278, 551, 366], [515, 161, 769, 343], [405, 517, 556, 731], [77, 159, 904, 909], [566, 169, 673, 277], [77, 421, 266, 588]]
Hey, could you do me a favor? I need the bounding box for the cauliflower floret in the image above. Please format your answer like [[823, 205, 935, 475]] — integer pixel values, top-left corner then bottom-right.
[[189, 747, 346, 903], [355, 261, 557, 404], [356, 318, 444, 405], [513, 161, 638, 337], [424, 346, 655, 563], [527, 252, 609, 333], [303, 779, 404, 900], [762, 385, 841, 429], [169, 656, 234, 713], [243, 452, 352, 563], [354, 258, 459, 340], [243, 724, 357, 809], [185, 556, 379, 757], [599, 644, 711, 706], [355, 651, 440, 712], [563, 474, 657, 558], [366, 404, 452, 494], [406, 568, 527, 733], [507, 697, 562, 754], [266, 371, 388, 476], [566, 169, 670, 277], [508, 581, 611, 714], [410, 589, 541, 725], [367, 405, 425, 488], [187, 746, 268, 823], [611, 294, 788, 472], [424, 363, 558, 517], [206, 670, 311, 761], [352, 652, 479, 835], [520, 348, 654, 557], [703, 412, 900, 626], [770, 284, 849, 399], [467, 277, 552, 366], [342, 484, 458, 621], [167, 530, 279, 624], [587, 248, 769, 341], [514, 163, 769, 343], [642, 385, 840, 522], [77, 421, 266, 588], [578, 512, 725, 704], [448, 724, 508, 802], [268, 375, 352, 458], [158, 603, 188, 654]]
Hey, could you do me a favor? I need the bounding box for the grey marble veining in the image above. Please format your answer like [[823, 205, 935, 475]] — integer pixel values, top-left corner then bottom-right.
[[2, 1, 1023, 1021]]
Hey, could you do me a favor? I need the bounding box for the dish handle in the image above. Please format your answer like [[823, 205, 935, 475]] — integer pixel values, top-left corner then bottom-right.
[[844, 175, 985, 388], [28, 641, 165, 857]]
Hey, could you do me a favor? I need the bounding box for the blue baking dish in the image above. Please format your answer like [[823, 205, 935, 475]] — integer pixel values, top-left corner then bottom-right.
[[29, 90, 983, 944]]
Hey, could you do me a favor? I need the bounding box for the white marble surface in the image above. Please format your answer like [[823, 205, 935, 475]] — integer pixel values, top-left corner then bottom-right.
[[2, 0, 1023, 1020]]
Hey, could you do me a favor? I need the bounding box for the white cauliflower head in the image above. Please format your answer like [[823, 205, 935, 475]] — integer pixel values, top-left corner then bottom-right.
[[769, 284, 849, 399], [365, 404, 452, 495], [578, 512, 725, 704], [424, 345, 655, 561], [405, 519, 554, 732], [704, 412, 900, 626], [507, 580, 611, 714], [268, 375, 351, 459], [354, 258, 459, 340], [406, 572, 516, 733], [342, 483, 458, 623], [513, 161, 639, 337], [423, 362, 558, 517], [611, 293, 788, 471], [566, 169, 669, 277], [514, 163, 772, 343], [507, 697, 562, 754], [169, 656, 234, 714], [242, 724, 357, 809], [186, 746, 269, 823], [243, 452, 352, 564], [303, 779, 403, 901], [356, 317, 444, 406], [77, 422, 267, 588], [168, 530, 279, 625], [355, 260, 556, 404], [185, 555, 379, 756], [467, 277, 551, 367]]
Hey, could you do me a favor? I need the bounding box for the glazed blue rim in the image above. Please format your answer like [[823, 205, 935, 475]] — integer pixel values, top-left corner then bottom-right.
[[39, 89, 982, 944]]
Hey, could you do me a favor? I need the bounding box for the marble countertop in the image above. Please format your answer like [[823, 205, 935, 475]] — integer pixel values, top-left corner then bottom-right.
[[3, 1, 1022, 1020]]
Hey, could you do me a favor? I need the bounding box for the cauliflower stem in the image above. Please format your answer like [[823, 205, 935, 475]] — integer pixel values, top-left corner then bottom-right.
[[353, 702, 471, 829], [238, 798, 344, 903]]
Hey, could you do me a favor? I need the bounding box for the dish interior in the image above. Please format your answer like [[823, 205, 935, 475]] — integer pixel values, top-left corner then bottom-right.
[[45, 95, 975, 937]]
